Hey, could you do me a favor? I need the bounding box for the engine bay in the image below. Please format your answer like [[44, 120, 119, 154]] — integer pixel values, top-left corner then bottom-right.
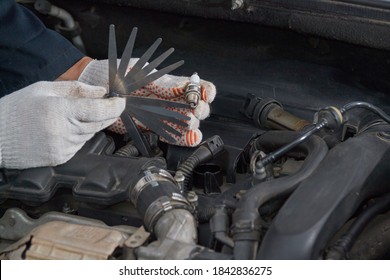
[[1, 0, 390, 260]]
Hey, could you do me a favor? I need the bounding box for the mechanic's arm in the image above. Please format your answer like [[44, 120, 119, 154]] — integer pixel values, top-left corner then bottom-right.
[[0, 1, 125, 170], [56, 56, 94, 81], [0, 0, 85, 96]]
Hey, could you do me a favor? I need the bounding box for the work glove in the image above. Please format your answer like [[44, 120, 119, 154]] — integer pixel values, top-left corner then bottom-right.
[[0, 81, 125, 169], [78, 59, 216, 147]]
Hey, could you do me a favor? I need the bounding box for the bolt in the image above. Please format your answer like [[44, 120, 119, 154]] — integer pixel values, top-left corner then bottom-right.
[[231, 0, 244, 10], [186, 191, 199, 208], [174, 171, 185, 192], [187, 191, 198, 203], [273, 166, 282, 178]]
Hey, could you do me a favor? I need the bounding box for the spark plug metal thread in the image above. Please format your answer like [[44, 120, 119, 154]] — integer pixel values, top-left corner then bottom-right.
[[185, 72, 201, 109]]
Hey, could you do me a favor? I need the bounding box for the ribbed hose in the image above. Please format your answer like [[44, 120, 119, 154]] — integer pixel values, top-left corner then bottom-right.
[[197, 206, 218, 223], [176, 135, 224, 191], [231, 131, 328, 259], [115, 142, 139, 157], [177, 155, 201, 189]]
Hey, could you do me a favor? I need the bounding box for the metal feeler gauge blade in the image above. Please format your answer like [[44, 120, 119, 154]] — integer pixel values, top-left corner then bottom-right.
[[124, 37, 163, 84], [108, 24, 185, 97], [107, 24, 189, 149], [108, 24, 118, 96]]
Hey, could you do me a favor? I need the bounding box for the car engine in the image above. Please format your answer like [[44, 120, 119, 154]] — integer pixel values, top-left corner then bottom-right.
[[1, 0, 390, 260]]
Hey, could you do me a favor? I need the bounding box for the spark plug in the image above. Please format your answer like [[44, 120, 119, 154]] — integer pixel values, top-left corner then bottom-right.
[[185, 72, 201, 109]]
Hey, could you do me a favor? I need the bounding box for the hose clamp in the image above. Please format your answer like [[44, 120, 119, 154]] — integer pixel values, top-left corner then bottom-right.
[[130, 168, 175, 207], [143, 193, 192, 232]]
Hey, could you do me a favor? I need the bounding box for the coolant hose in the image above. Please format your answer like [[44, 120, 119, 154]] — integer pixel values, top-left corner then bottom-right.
[[231, 131, 328, 259]]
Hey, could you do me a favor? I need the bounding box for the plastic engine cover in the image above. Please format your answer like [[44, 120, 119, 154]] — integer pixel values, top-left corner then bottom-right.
[[0, 133, 165, 205]]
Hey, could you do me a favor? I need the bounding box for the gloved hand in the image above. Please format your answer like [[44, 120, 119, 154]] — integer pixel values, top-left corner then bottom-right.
[[78, 59, 216, 147], [0, 81, 125, 169]]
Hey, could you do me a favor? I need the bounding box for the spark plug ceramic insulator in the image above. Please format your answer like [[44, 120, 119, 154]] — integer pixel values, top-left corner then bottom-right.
[[185, 72, 201, 109]]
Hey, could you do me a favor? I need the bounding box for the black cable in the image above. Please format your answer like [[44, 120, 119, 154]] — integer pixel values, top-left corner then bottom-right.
[[258, 121, 327, 167], [258, 102, 390, 169], [340, 101, 390, 124]]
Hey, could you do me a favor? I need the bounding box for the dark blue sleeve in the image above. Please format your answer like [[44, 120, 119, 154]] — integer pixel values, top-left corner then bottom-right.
[[0, 0, 84, 96]]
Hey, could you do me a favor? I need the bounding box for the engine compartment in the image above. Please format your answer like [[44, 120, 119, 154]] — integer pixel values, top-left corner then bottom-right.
[[1, 0, 390, 260]]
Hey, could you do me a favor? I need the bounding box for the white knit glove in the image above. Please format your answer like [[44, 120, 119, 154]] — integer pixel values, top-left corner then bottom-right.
[[0, 81, 125, 169], [79, 59, 216, 147]]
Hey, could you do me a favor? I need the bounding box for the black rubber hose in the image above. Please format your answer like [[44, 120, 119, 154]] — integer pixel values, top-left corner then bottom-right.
[[115, 142, 139, 157], [258, 121, 327, 167], [210, 205, 235, 248], [231, 131, 328, 260], [347, 215, 390, 259], [234, 240, 259, 260], [197, 201, 236, 223], [326, 192, 390, 259], [176, 135, 224, 191], [197, 206, 219, 223], [178, 155, 201, 188], [215, 232, 234, 248]]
